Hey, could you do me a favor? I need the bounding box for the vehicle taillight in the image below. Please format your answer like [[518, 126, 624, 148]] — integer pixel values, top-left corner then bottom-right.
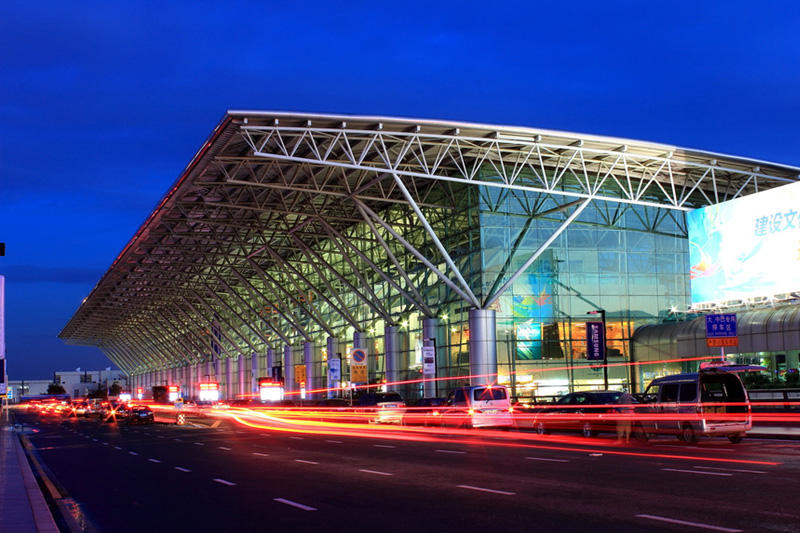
[[468, 409, 474, 416], [509, 406, 514, 414]]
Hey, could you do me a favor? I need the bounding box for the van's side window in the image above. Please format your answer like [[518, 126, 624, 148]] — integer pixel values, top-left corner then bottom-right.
[[454, 390, 466, 403], [679, 384, 698, 402], [661, 383, 680, 402]]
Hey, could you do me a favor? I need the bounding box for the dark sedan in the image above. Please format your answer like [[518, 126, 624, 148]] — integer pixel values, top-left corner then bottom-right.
[[533, 391, 642, 439], [125, 406, 155, 425]]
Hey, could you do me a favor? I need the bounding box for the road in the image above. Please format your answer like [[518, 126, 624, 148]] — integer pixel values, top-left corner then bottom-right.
[[15, 410, 800, 532]]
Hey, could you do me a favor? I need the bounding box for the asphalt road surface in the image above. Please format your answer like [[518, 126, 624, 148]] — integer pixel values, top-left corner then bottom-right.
[[16, 411, 800, 533]]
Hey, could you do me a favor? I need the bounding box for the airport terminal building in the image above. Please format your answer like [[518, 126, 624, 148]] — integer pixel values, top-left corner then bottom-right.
[[59, 112, 800, 401]]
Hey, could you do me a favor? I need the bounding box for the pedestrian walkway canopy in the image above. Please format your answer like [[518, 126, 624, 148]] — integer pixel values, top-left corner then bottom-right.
[[59, 111, 800, 375]]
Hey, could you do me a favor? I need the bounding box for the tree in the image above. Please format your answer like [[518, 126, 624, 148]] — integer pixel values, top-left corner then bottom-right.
[[47, 383, 66, 395], [109, 383, 122, 397]]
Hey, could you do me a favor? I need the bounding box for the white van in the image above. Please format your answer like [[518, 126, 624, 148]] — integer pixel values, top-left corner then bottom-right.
[[442, 385, 514, 429], [639, 364, 753, 444]]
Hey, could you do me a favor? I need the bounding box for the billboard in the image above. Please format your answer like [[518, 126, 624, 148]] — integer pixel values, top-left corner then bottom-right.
[[687, 180, 800, 305]]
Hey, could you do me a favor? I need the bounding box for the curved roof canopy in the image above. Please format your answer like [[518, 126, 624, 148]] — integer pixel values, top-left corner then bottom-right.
[[59, 111, 800, 374]]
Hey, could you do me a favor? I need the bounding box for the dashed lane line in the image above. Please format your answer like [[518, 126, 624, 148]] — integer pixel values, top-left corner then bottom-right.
[[661, 468, 733, 477], [213, 478, 237, 486], [274, 498, 317, 511], [373, 444, 396, 449], [359, 469, 393, 476], [636, 514, 742, 532], [174, 467, 191, 473], [149, 459, 161, 463], [525, 456, 570, 463], [253, 452, 270, 457], [457, 485, 515, 496], [436, 449, 466, 454], [295, 459, 319, 465], [218, 446, 232, 451]]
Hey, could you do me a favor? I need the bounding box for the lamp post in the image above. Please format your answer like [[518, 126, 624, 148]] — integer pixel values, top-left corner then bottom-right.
[[586, 309, 608, 390]]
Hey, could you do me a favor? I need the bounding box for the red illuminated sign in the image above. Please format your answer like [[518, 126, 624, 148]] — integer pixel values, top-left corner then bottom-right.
[[199, 382, 219, 391], [168, 385, 179, 392]]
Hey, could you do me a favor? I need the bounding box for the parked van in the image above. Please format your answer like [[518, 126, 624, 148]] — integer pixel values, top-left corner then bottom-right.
[[442, 385, 514, 429], [640, 364, 753, 444]]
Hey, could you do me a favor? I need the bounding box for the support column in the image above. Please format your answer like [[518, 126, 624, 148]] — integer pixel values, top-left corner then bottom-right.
[[468, 309, 498, 386], [384, 326, 400, 392], [284, 345, 294, 399], [266, 348, 275, 375], [326, 337, 340, 399], [239, 355, 247, 398], [251, 352, 259, 395], [304, 341, 314, 401]]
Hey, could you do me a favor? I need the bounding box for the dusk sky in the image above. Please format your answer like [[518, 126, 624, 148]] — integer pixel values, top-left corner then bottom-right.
[[2, 2, 799, 379]]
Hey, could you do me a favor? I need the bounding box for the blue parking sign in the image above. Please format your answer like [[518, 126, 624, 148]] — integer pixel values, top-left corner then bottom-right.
[[705, 313, 737, 338]]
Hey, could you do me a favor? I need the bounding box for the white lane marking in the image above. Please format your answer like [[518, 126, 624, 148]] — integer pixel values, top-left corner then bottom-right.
[[525, 456, 570, 463], [218, 446, 232, 450], [295, 459, 319, 465], [694, 466, 767, 474], [289, 436, 304, 440], [194, 442, 205, 446], [102, 442, 109, 446], [661, 468, 733, 477], [457, 485, 516, 496], [274, 498, 317, 511], [174, 438, 183, 442], [260, 433, 272, 437], [129, 452, 139, 456], [174, 467, 191, 472], [436, 449, 466, 454], [374, 444, 396, 449], [359, 469, 393, 476], [252, 452, 270, 457], [325, 440, 342, 444], [213, 478, 237, 486], [114, 446, 122, 450], [148, 459, 161, 463], [92, 438, 98, 442], [636, 514, 742, 532]]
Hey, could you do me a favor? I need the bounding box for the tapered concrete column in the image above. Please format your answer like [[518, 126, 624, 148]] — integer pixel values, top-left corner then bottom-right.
[[251, 353, 259, 395], [284, 345, 294, 398], [225, 357, 234, 400], [384, 326, 400, 390], [266, 348, 275, 376], [304, 341, 315, 401], [239, 355, 247, 398], [326, 337, 340, 398], [468, 309, 498, 386]]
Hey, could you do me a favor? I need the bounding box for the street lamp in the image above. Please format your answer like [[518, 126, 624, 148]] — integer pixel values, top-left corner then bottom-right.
[[586, 309, 608, 390]]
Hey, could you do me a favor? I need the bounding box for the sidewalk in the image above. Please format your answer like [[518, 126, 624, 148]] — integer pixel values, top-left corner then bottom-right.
[[0, 416, 59, 533]]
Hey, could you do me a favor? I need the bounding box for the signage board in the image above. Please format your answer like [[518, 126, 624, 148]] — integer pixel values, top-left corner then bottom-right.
[[328, 357, 341, 381], [422, 346, 436, 375], [687, 180, 800, 305], [705, 313, 738, 347], [351, 364, 367, 383], [295, 364, 307, 384], [586, 321, 605, 361]]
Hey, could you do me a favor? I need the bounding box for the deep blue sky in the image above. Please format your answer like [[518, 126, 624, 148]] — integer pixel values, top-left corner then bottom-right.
[[2, 1, 799, 379]]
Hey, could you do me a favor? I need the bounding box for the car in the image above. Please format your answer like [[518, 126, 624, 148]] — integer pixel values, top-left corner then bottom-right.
[[638, 364, 754, 444], [315, 398, 352, 408], [402, 397, 447, 427], [533, 390, 639, 438], [125, 406, 155, 425], [441, 385, 515, 429], [356, 392, 406, 424]]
